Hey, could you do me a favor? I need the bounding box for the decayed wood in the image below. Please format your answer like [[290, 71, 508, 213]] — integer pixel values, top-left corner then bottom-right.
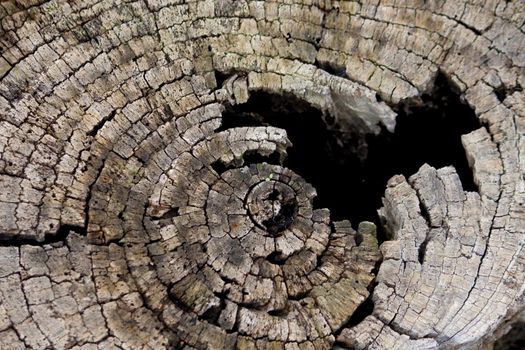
[[0, 0, 523, 349]]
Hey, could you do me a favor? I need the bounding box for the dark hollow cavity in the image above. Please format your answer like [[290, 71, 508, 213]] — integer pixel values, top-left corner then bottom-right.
[[261, 195, 297, 235], [218, 72, 480, 242], [266, 251, 288, 265], [494, 321, 525, 350], [314, 60, 347, 78]]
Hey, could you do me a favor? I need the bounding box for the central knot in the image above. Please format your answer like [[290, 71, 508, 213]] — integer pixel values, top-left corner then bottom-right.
[[246, 181, 298, 235]]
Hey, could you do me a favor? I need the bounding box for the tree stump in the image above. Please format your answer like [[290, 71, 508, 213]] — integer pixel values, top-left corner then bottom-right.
[[0, 1, 523, 349]]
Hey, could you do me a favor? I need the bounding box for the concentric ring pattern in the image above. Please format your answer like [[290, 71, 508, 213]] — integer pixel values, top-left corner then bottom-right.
[[0, 1, 523, 349]]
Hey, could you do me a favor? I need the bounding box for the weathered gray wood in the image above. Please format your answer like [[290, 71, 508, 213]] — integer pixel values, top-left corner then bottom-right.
[[0, 0, 523, 349]]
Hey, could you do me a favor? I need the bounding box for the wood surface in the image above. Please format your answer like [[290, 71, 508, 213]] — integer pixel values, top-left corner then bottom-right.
[[0, 0, 523, 349]]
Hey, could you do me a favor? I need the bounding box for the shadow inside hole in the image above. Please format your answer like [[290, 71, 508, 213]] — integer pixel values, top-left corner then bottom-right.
[[261, 194, 298, 235], [218, 72, 480, 243], [494, 321, 525, 350], [266, 251, 288, 265]]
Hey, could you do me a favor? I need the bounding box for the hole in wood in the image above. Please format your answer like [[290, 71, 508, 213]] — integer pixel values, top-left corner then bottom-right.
[[219, 71, 480, 243], [246, 181, 298, 235], [265, 251, 287, 265], [261, 193, 297, 235]]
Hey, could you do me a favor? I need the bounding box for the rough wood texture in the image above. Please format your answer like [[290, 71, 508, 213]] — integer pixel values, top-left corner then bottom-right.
[[0, 0, 524, 349]]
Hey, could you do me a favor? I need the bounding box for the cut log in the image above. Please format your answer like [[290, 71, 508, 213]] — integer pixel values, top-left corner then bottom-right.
[[0, 1, 523, 349]]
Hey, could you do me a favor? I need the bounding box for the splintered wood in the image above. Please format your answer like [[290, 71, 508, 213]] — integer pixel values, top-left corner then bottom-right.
[[0, 0, 523, 349]]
